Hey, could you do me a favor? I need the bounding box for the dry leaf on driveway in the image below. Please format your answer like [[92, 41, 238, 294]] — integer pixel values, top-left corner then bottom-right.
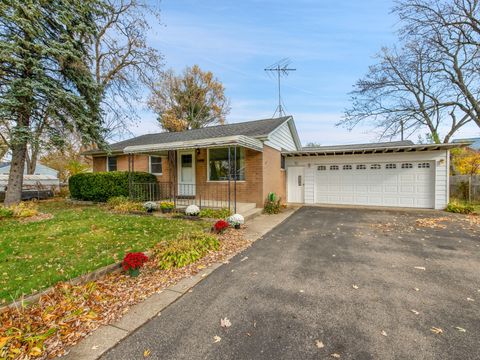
[[315, 340, 325, 348], [143, 349, 151, 357], [331, 353, 341, 358], [381, 330, 388, 337], [431, 327, 443, 335], [466, 297, 475, 302], [414, 266, 426, 270], [455, 327, 466, 332], [213, 335, 222, 343], [221, 317, 232, 328], [410, 309, 420, 315], [352, 285, 359, 289]]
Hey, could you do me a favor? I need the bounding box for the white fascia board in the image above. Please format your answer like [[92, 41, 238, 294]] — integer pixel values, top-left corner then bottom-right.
[[123, 135, 264, 154]]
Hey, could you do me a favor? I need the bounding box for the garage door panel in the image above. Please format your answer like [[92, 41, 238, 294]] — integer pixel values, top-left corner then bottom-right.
[[314, 161, 434, 209]]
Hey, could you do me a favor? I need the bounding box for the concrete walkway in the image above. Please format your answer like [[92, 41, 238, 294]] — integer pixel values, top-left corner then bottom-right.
[[63, 208, 298, 360]]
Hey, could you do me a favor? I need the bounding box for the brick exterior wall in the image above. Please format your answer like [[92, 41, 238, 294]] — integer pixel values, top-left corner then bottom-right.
[[91, 145, 286, 208], [262, 145, 286, 204]]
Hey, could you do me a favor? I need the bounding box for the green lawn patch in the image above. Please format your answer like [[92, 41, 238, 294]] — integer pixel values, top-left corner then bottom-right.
[[0, 200, 209, 303]]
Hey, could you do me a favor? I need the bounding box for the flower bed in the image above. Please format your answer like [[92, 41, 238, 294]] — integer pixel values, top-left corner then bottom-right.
[[0, 228, 250, 359]]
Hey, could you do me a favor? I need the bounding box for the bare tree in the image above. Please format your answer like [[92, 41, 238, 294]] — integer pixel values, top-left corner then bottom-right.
[[341, 0, 480, 142], [19, 0, 163, 174]]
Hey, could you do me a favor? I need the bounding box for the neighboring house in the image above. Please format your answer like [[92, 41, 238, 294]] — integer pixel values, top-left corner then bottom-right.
[[453, 137, 480, 150], [0, 163, 60, 191], [84, 116, 467, 210]]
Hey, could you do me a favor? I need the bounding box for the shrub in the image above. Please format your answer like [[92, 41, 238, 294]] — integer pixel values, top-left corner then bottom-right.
[[199, 208, 231, 219], [263, 193, 281, 214], [107, 196, 130, 207], [69, 171, 157, 202], [11, 202, 39, 218], [185, 204, 200, 216], [156, 232, 220, 269], [111, 200, 144, 213], [446, 201, 475, 214], [213, 219, 229, 233], [0, 206, 14, 219]]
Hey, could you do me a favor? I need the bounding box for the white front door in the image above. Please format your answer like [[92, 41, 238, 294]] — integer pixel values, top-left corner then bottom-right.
[[177, 151, 195, 196], [287, 167, 305, 203]]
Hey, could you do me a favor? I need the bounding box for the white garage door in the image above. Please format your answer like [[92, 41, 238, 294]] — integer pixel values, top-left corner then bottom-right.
[[314, 161, 434, 208]]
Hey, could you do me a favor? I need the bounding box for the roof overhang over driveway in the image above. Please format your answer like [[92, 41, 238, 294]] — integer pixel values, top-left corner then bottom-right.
[[123, 135, 264, 154], [282, 142, 471, 157]]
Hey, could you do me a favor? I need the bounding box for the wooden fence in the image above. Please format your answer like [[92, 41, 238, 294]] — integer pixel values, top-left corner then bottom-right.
[[450, 175, 480, 203]]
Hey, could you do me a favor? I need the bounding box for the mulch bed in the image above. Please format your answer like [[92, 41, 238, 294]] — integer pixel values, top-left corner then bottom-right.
[[0, 228, 251, 359]]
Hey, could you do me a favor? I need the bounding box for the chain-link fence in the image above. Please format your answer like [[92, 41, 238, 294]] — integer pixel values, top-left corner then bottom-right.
[[450, 175, 480, 203]]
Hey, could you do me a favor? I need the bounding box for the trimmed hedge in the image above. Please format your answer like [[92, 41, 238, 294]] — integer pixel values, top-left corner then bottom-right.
[[69, 171, 157, 202]]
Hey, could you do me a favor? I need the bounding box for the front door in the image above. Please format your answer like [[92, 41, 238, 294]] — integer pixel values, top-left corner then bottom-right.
[[287, 167, 304, 203], [177, 151, 195, 196]]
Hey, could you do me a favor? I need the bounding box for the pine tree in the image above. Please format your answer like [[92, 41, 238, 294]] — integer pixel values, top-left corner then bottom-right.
[[0, 0, 106, 205]]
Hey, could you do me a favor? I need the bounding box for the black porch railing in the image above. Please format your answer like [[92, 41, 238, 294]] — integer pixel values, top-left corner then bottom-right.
[[130, 182, 237, 211]]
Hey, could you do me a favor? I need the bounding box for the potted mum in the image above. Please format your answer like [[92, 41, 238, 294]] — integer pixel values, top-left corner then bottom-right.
[[143, 201, 157, 214], [185, 204, 200, 217], [213, 219, 229, 234], [227, 214, 244, 229], [122, 252, 149, 277], [160, 201, 175, 214]]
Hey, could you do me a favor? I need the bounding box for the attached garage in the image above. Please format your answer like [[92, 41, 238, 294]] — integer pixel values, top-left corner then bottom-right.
[[284, 141, 463, 210]]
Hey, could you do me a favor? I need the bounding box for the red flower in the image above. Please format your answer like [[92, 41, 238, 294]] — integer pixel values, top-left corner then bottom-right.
[[122, 252, 149, 271], [214, 220, 229, 233]]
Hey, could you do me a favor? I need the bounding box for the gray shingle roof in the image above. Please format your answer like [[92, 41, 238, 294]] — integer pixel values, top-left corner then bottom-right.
[[87, 116, 291, 154], [301, 140, 414, 151]]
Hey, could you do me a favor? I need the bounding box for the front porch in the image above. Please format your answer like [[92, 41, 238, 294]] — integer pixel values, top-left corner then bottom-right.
[[125, 135, 265, 213]]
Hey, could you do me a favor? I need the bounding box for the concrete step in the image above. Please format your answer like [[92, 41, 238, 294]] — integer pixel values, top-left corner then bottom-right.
[[236, 202, 257, 214], [243, 207, 263, 222]]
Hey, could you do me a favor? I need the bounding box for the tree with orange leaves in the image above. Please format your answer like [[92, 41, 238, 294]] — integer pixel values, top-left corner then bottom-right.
[[148, 65, 230, 132]]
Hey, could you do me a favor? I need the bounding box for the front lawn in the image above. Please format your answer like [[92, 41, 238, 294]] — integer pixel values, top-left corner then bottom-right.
[[0, 200, 209, 303]]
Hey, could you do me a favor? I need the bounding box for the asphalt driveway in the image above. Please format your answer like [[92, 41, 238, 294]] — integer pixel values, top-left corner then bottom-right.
[[102, 207, 480, 360]]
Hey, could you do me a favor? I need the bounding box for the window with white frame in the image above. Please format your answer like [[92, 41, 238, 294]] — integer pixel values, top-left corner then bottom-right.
[[343, 164, 352, 170], [356, 164, 366, 170], [401, 163, 413, 169], [370, 164, 381, 170], [330, 165, 339, 170], [150, 156, 163, 174], [418, 162, 430, 168], [208, 147, 245, 181], [317, 165, 327, 171], [107, 156, 117, 171], [386, 163, 397, 169]]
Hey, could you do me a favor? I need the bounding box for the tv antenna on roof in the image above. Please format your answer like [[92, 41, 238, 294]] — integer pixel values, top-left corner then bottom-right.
[[264, 58, 296, 117]]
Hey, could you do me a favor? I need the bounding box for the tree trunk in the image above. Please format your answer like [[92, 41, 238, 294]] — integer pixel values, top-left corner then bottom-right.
[[4, 141, 27, 206]]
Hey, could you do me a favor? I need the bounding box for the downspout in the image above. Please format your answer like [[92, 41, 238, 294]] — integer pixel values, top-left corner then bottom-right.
[[228, 146, 231, 211], [234, 146, 237, 213]]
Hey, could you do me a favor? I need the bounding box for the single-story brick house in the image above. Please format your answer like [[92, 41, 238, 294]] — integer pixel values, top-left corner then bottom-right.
[[84, 116, 466, 210]]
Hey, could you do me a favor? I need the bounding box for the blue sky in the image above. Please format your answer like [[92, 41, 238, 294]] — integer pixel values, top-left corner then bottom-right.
[[134, 0, 478, 145]]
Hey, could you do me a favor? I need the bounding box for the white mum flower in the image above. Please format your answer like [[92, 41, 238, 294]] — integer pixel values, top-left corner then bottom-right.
[[185, 204, 200, 216], [227, 213, 244, 226]]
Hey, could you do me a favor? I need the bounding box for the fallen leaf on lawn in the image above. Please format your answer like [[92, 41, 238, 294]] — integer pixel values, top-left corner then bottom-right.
[[240, 256, 248, 262], [431, 327, 443, 335], [381, 330, 387, 337], [467, 298, 474, 302], [0, 337, 12, 349], [144, 349, 151, 357], [315, 340, 325, 349], [213, 335, 221, 343], [331, 353, 341, 358], [221, 317, 232, 328], [29, 347, 42, 356], [455, 327, 466, 332], [410, 309, 420, 315], [352, 285, 359, 289], [414, 266, 426, 270]]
